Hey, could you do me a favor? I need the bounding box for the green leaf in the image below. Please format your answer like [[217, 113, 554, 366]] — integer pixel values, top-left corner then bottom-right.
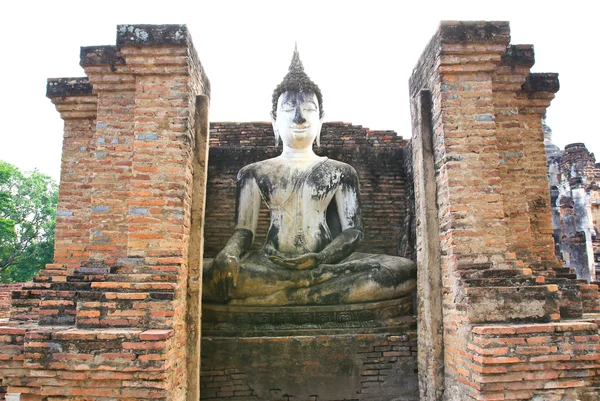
[[0, 161, 57, 283]]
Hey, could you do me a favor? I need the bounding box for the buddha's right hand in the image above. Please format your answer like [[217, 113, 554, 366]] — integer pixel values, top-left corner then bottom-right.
[[270, 253, 321, 270], [209, 253, 240, 302]]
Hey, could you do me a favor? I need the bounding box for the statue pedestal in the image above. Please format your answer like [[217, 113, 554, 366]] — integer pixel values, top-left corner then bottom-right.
[[202, 296, 413, 336], [201, 298, 419, 401]]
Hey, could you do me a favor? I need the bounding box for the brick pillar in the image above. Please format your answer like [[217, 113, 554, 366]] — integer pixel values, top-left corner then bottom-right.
[[493, 45, 539, 266], [519, 73, 561, 270], [118, 40, 194, 267], [411, 22, 513, 401], [409, 22, 563, 401], [410, 91, 445, 400], [47, 78, 97, 268], [0, 25, 211, 401], [80, 46, 136, 265], [433, 23, 513, 266], [18, 78, 99, 326]]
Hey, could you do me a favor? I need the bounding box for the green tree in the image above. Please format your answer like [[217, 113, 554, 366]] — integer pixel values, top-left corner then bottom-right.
[[0, 161, 57, 283]]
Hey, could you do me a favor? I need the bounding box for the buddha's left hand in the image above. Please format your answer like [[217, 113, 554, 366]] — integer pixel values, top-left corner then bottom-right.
[[270, 253, 321, 270]]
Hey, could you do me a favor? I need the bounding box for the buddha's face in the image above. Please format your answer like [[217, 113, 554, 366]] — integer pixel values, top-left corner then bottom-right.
[[273, 91, 323, 150]]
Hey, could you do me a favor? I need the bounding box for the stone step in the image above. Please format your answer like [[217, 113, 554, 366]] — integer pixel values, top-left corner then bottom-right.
[[463, 277, 538, 287], [77, 289, 175, 302], [110, 264, 184, 275], [28, 280, 177, 293], [8, 299, 39, 322], [76, 291, 175, 329], [581, 313, 600, 335], [36, 268, 69, 277], [555, 273, 578, 279], [580, 283, 600, 314], [69, 272, 179, 283], [460, 268, 532, 279], [18, 282, 51, 291], [89, 281, 177, 292], [464, 285, 561, 323], [31, 263, 183, 284]]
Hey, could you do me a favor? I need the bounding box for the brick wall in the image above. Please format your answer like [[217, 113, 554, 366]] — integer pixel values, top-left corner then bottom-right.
[[2, 20, 599, 401], [463, 322, 600, 400], [0, 284, 22, 320], [0, 24, 210, 400], [0, 326, 176, 399], [409, 21, 600, 401], [204, 122, 408, 258], [200, 332, 419, 401]]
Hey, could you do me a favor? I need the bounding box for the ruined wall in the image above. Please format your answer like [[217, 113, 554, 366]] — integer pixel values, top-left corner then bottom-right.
[[0, 25, 210, 401], [409, 21, 600, 401], [0, 284, 22, 320], [1, 20, 599, 401], [201, 332, 419, 401], [546, 137, 600, 282], [204, 122, 408, 258]]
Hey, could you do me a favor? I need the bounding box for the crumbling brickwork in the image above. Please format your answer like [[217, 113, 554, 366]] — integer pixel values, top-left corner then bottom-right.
[[409, 21, 600, 401], [2, 20, 599, 401], [0, 24, 210, 400], [464, 322, 600, 400], [0, 284, 22, 320], [546, 137, 600, 282], [200, 333, 419, 401]]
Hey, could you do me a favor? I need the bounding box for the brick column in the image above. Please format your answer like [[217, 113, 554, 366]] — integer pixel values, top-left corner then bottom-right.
[[18, 79, 99, 326], [519, 73, 561, 270], [0, 25, 211, 401], [493, 45, 539, 266], [116, 25, 210, 400], [47, 78, 97, 268], [410, 90, 445, 400], [409, 22, 565, 401], [80, 46, 135, 265]]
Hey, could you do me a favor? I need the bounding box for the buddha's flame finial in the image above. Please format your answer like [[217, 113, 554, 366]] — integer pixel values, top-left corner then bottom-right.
[[271, 44, 324, 119], [289, 42, 304, 73]]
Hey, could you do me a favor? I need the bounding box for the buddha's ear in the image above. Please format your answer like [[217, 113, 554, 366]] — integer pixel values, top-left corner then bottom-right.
[[271, 113, 280, 147], [274, 131, 280, 147], [316, 113, 325, 147]]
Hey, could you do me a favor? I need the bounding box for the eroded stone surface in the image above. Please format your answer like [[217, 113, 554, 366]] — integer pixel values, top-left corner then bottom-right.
[[546, 136, 600, 282], [202, 48, 416, 306]]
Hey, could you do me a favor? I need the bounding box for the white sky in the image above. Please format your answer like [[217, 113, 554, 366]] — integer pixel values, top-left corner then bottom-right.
[[0, 0, 598, 181]]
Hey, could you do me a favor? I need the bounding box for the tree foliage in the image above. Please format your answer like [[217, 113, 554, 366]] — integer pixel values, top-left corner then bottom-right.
[[0, 161, 57, 283]]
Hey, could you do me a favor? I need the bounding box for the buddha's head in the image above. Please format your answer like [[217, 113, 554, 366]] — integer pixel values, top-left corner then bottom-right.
[[271, 45, 324, 148]]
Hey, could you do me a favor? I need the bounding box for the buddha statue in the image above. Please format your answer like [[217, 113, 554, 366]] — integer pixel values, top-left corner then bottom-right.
[[203, 47, 416, 306]]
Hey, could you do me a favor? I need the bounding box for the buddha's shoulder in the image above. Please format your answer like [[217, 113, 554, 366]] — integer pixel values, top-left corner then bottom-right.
[[237, 157, 358, 180], [236, 158, 278, 180], [323, 159, 358, 176]]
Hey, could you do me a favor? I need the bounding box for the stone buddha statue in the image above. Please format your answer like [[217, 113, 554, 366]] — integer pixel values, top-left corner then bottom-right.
[[203, 47, 416, 306]]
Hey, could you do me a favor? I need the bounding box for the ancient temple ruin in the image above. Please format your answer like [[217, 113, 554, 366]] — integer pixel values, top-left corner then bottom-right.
[[1, 21, 599, 401], [545, 124, 600, 282]]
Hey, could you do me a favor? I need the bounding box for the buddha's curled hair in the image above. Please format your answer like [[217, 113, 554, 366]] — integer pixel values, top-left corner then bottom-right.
[[271, 44, 324, 119]]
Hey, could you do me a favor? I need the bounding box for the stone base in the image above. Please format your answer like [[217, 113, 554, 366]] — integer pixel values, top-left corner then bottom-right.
[[202, 296, 413, 337], [0, 324, 181, 400], [200, 324, 418, 401], [458, 321, 600, 400]]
